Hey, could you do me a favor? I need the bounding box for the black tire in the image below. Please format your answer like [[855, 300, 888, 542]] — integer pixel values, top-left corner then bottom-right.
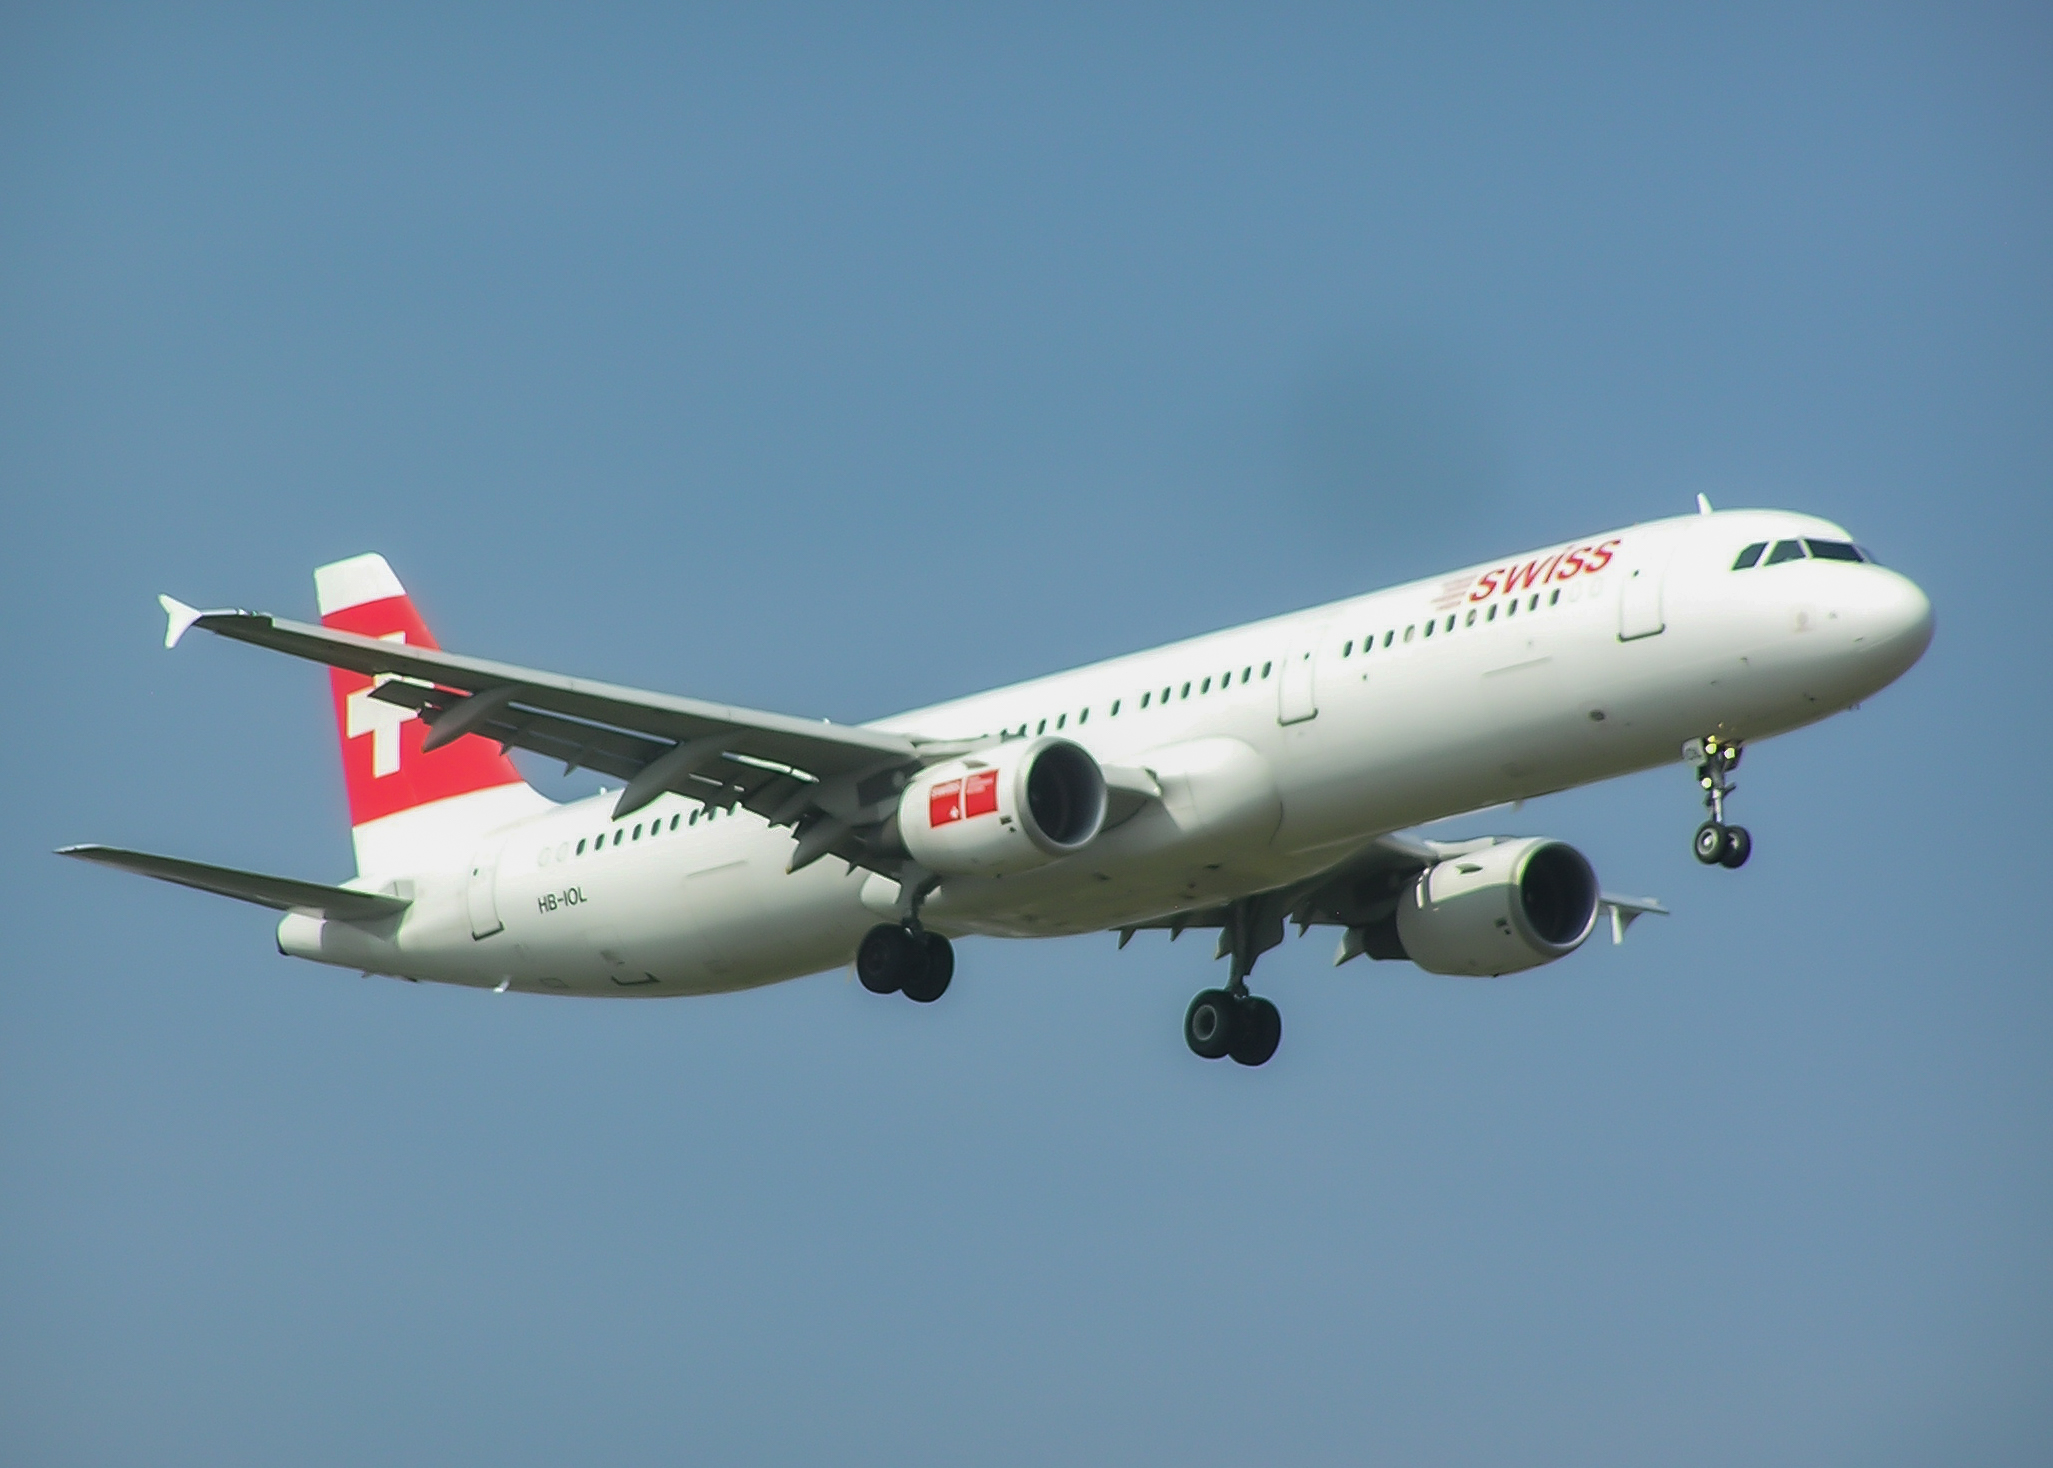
[[856, 923, 918, 995], [1719, 825, 1752, 869], [1693, 821, 1728, 865], [1184, 989, 1238, 1060], [902, 931, 954, 1003], [1229, 996, 1281, 1067]]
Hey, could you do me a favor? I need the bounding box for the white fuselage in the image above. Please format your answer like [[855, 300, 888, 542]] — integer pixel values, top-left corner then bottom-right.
[[279, 508, 1933, 994]]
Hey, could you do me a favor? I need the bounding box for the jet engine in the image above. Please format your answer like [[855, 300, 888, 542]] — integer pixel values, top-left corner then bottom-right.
[[1393, 837, 1600, 977], [899, 737, 1107, 877]]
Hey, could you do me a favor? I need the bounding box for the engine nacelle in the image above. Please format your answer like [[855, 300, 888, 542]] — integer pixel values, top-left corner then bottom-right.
[[1394, 838, 1600, 977], [899, 738, 1107, 877]]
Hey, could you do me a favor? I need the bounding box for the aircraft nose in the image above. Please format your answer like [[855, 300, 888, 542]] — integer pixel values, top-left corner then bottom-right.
[[1852, 566, 1934, 669]]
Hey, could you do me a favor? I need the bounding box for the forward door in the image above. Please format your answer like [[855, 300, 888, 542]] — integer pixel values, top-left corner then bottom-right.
[[1618, 540, 1672, 641]]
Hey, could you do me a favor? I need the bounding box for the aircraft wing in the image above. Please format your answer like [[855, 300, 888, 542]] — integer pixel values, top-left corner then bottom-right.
[[1116, 832, 1666, 959], [57, 845, 410, 921], [163, 601, 967, 826]]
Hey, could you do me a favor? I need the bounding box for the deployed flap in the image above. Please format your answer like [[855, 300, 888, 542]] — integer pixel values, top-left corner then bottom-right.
[[57, 845, 410, 921]]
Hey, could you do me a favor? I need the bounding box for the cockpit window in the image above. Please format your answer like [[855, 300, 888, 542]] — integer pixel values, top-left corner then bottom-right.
[[1732, 542, 1767, 570], [1805, 539, 1862, 562], [1764, 539, 1807, 565]]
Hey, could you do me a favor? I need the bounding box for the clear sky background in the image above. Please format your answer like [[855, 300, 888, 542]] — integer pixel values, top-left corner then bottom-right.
[[4, 6, 2049, 1465]]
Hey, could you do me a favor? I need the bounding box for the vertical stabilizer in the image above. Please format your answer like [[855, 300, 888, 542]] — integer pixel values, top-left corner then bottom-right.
[[316, 554, 552, 877]]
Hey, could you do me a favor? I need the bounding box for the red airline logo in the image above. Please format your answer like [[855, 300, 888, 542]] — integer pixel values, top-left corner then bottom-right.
[[324, 594, 525, 827], [1467, 537, 1620, 602], [929, 769, 1000, 829]]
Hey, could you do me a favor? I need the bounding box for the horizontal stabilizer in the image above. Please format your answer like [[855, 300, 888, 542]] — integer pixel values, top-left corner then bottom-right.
[[57, 845, 410, 921]]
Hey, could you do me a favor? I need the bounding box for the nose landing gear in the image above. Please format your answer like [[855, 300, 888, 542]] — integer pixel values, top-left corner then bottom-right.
[[1686, 736, 1751, 868]]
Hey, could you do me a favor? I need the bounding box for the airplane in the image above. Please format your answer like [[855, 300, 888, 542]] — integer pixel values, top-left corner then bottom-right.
[[60, 497, 1933, 1066]]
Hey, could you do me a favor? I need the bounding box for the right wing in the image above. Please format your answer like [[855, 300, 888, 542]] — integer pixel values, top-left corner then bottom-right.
[[57, 845, 410, 922]]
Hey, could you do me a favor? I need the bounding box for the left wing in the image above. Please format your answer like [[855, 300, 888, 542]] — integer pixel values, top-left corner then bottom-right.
[[162, 598, 981, 871]]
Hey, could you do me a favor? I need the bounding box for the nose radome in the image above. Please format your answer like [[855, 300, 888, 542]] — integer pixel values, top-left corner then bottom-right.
[[1852, 568, 1934, 666]]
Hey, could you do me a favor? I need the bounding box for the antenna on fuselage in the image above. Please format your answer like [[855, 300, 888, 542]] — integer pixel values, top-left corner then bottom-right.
[[1696, 493, 1714, 515]]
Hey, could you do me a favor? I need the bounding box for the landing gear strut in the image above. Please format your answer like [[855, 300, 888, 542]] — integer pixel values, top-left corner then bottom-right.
[[1685, 735, 1751, 869], [1183, 894, 1285, 1066]]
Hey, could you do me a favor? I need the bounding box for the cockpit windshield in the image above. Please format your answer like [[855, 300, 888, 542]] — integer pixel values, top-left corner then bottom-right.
[[1805, 539, 1864, 562], [1734, 536, 1877, 570]]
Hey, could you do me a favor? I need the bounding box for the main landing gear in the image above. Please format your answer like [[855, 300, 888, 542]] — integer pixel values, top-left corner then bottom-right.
[[1686, 735, 1751, 869], [857, 923, 954, 1003], [1183, 894, 1286, 1067]]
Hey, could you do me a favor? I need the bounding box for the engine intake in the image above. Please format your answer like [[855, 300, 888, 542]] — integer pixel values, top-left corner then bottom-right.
[[1394, 837, 1600, 977], [899, 737, 1108, 876]]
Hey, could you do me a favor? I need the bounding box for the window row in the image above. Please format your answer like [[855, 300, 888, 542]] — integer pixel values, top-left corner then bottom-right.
[[1339, 587, 1567, 659], [536, 802, 733, 867], [1003, 660, 1275, 740], [1732, 537, 1871, 570]]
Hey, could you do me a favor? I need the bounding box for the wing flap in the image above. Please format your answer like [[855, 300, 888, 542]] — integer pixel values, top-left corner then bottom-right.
[[58, 845, 410, 921]]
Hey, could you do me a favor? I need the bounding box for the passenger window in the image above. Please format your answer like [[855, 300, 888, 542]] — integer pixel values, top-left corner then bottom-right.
[[1037, 719, 1047, 734], [576, 839, 587, 855], [1528, 595, 1538, 612], [1404, 625, 1415, 642], [1381, 631, 1392, 648], [1180, 682, 1191, 699], [1110, 699, 1120, 716], [1242, 666, 1252, 681], [1342, 641, 1353, 657], [632, 824, 642, 840], [1261, 663, 1272, 678], [1765, 539, 1807, 565], [1507, 598, 1517, 616], [1806, 539, 1862, 562], [1140, 692, 1151, 708], [1201, 677, 1211, 693], [613, 830, 623, 846], [1057, 713, 1067, 729], [1466, 609, 1476, 626], [1549, 590, 1559, 605], [1423, 620, 1434, 638], [670, 815, 679, 831], [1487, 604, 1498, 621], [1733, 541, 1768, 569], [1445, 615, 1456, 632]]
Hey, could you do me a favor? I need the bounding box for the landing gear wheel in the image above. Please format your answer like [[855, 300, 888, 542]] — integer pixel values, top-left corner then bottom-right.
[[1229, 996, 1281, 1067], [1693, 821, 1729, 865], [1718, 825, 1752, 869], [901, 932, 954, 1004], [856, 923, 920, 995], [1184, 989, 1238, 1060]]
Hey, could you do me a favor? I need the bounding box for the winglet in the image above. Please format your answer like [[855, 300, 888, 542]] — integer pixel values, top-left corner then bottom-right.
[[159, 594, 205, 649], [1600, 892, 1670, 945]]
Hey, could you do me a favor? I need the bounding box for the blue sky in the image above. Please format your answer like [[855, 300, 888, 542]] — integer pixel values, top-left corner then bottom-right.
[[4, 6, 2049, 1464]]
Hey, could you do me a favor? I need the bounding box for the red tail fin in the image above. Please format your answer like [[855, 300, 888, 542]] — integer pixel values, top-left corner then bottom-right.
[[315, 554, 527, 829]]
